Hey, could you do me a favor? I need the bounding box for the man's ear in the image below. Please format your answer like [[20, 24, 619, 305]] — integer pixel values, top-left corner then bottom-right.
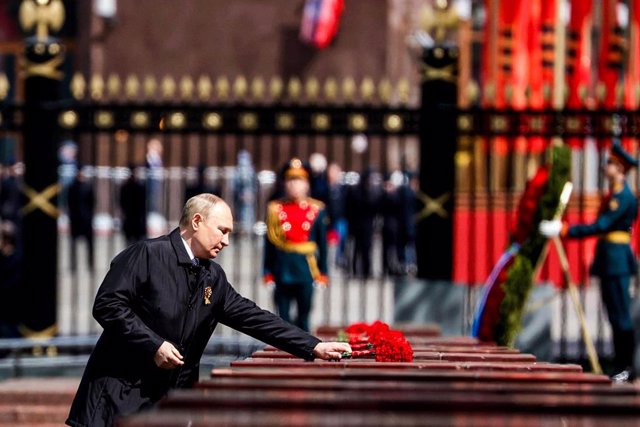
[[192, 213, 202, 229]]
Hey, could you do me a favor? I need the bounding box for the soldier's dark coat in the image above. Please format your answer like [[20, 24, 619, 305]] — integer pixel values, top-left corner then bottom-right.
[[568, 181, 638, 331], [66, 228, 320, 427]]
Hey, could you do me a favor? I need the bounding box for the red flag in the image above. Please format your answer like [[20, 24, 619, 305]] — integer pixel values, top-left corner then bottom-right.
[[299, 0, 345, 49], [566, 0, 594, 109], [598, 0, 623, 109]]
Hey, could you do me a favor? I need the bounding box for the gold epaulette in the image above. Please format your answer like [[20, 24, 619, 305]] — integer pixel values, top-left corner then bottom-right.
[[307, 197, 325, 210]]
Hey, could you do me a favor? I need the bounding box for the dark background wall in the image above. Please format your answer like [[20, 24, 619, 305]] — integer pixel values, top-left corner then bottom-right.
[[93, 0, 389, 81]]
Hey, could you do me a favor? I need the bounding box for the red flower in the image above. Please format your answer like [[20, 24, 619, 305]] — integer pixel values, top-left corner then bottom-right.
[[342, 321, 413, 362]]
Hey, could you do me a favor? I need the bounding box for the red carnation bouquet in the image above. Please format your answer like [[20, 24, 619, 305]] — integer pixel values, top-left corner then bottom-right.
[[338, 321, 413, 362]]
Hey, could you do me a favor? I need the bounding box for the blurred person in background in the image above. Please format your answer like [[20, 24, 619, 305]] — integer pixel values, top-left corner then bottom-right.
[[120, 165, 147, 246], [0, 220, 21, 338], [0, 159, 22, 223], [185, 164, 221, 203], [326, 162, 348, 268], [345, 167, 383, 279], [309, 152, 329, 203], [263, 158, 328, 331], [381, 170, 405, 276], [145, 138, 164, 215], [68, 166, 95, 271], [58, 140, 78, 217], [232, 150, 258, 234]]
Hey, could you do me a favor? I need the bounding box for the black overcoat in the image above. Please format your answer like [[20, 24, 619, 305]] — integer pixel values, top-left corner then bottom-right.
[[66, 228, 320, 427]]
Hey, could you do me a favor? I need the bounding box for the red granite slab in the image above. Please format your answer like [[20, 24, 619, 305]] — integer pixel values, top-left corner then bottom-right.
[[230, 358, 580, 372]]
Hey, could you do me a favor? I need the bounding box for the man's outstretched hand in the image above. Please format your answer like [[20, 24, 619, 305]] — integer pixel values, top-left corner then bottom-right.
[[313, 342, 352, 360]]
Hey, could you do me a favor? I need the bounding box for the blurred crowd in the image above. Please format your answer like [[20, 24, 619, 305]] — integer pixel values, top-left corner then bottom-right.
[[0, 138, 420, 337]]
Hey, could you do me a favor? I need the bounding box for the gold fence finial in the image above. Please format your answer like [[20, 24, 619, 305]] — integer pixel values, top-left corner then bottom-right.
[[216, 76, 230, 100], [378, 78, 392, 103], [161, 75, 176, 99], [89, 74, 104, 100], [397, 78, 411, 104], [251, 76, 266, 100], [232, 75, 248, 98], [19, 0, 65, 40], [467, 80, 479, 104], [179, 75, 195, 100], [70, 72, 85, 100], [287, 77, 302, 100], [341, 77, 356, 101], [197, 75, 212, 101], [0, 73, 8, 100], [305, 77, 320, 101], [124, 74, 140, 99], [143, 75, 157, 98], [106, 73, 121, 98], [615, 82, 624, 107], [360, 77, 375, 102], [269, 76, 284, 99], [595, 81, 605, 104], [323, 77, 338, 101]]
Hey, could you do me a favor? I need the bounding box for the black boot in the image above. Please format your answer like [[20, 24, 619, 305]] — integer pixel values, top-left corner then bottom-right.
[[611, 330, 636, 383]]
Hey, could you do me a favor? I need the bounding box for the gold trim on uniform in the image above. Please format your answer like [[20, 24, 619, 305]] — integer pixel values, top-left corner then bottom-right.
[[601, 231, 631, 244], [609, 199, 619, 211]]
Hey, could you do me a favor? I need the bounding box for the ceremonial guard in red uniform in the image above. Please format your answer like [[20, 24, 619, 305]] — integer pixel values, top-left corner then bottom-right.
[[263, 159, 328, 331]]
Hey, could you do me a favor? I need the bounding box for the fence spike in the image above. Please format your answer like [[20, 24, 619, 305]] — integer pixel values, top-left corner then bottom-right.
[[215, 76, 230, 100], [124, 74, 140, 99], [483, 81, 495, 106], [143, 75, 157, 98], [161, 75, 176, 99], [70, 72, 85, 100], [305, 77, 320, 100], [360, 77, 375, 101], [287, 77, 302, 101], [0, 73, 7, 100], [377, 78, 392, 103], [466, 80, 479, 104], [323, 77, 338, 101], [89, 74, 104, 101], [341, 77, 356, 101], [251, 76, 266, 100], [232, 75, 248, 98], [397, 78, 410, 104], [269, 76, 284, 99], [615, 81, 624, 107], [197, 75, 212, 101], [106, 73, 121, 98], [595, 81, 605, 104], [179, 75, 195, 100], [504, 83, 513, 105], [542, 83, 552, 104]]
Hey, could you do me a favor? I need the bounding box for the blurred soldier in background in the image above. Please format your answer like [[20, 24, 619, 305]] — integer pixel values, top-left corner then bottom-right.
[[263, 158, 328, 331]]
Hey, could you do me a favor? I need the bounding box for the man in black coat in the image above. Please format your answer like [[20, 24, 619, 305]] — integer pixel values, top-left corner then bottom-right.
[[66, 193, 350, 427]]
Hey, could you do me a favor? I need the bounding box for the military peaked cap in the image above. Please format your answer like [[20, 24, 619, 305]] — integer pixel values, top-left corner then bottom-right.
[[610, 143, 639, 172]]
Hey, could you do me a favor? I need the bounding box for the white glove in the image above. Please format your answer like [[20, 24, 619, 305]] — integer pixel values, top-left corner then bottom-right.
[[539, 219, 562, 237]]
